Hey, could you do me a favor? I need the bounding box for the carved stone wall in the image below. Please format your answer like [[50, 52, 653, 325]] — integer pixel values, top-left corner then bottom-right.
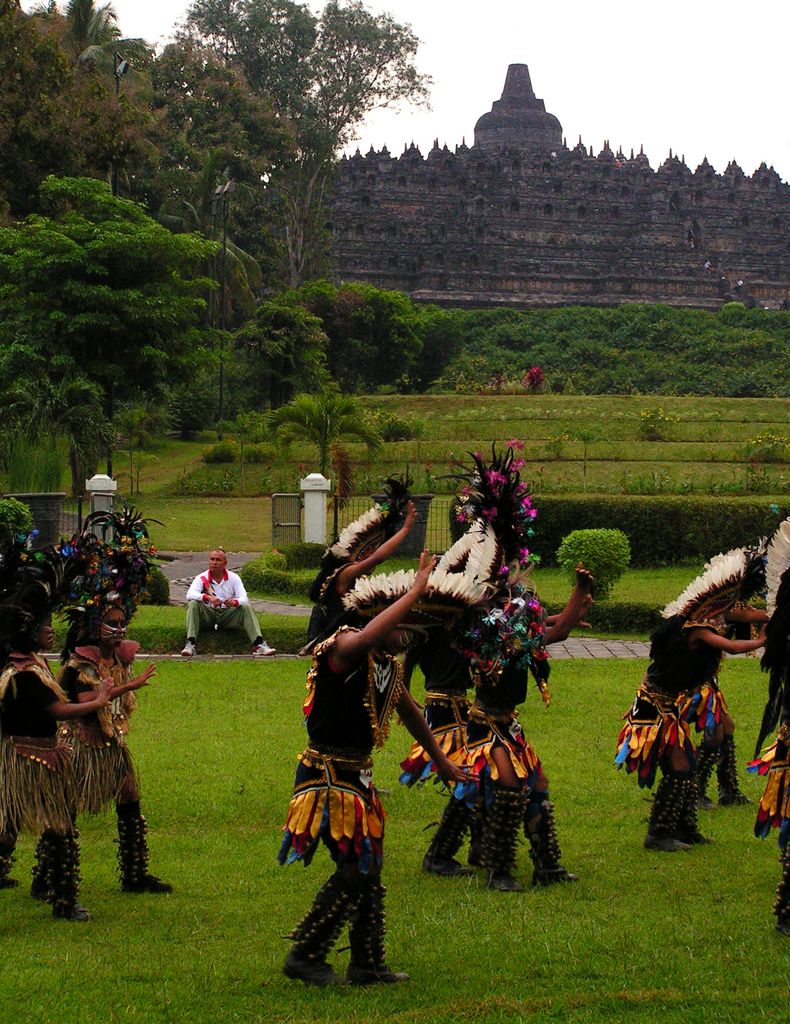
[[328, 64, 790, 309]]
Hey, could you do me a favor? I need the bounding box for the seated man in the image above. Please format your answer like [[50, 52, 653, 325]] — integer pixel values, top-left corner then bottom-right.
[[181, 549, 275, 658]]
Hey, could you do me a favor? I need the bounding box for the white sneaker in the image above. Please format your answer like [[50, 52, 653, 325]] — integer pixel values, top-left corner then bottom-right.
[[181, 640, 196, 657], [252, 642, 276, 657]]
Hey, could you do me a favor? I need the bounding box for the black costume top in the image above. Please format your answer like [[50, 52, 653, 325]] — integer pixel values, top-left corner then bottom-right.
[[1, 670, 58, 738], [407, 631, 471, 695], [303, 627, 403, 753], [646, 615, 723, 698], [475, 660, 528, 711]]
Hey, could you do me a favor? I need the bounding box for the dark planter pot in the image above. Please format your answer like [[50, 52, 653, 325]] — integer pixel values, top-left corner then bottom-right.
[[372, 492, 434, 557], [7, 492, 66, 548]]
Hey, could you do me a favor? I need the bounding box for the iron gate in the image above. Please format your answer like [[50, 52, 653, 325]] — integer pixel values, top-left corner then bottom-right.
[[271, 493, 302, 547]]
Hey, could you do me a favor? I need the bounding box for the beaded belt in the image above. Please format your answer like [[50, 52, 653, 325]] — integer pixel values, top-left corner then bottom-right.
[[303, 744, 373, 771], [469, 701, 517, 725]]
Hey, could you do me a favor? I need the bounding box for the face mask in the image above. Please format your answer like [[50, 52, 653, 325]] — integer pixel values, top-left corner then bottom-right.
[[101, 623, 127, 641]]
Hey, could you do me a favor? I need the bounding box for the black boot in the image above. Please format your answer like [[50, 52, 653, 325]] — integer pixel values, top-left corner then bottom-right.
[[695, 743, 719, 810], [644, 771, 692, 852], [31, 830, 57, 900], [717, 735, 750, 806], [676, 775, 712, 845], [117, 802, 172, 893], [467, 800, 484, 867], [0, 835, 18, 890], [346, 878, 409, 985], [524, 793, 579, 885], [422, 797, 474, 877], [50, 830, 90, 922], [481, 784, 525, 891], [774, 846, 790, 937], [284, 873, 356, 985]]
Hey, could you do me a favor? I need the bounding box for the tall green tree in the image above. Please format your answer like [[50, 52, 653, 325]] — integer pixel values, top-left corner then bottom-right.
[[0, 176, 217, 407], [0, 6, 156, 215], [291, 280, 423, 391], [233, 297, 328, 409], [182, 0, 430, 286]]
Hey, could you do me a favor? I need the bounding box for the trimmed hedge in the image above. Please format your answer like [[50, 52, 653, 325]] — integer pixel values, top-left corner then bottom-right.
[[543, 600, 661, 635], [239, 556, 313, 601], [532, 495, 790, 567], [279, 542, 325, 569]]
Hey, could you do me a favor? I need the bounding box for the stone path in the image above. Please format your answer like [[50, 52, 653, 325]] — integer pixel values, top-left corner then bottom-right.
[[159, 552, 654, 660]]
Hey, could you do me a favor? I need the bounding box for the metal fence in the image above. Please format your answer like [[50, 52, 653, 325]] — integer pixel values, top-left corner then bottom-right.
[[58, 497, 83, 538], [332, 495, 454, 554]]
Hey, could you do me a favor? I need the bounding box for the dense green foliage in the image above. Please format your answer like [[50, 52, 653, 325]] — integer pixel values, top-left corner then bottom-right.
[[431, 302, 790, 397], [533, 495, 790, 567], [557, 528, 631, 599]]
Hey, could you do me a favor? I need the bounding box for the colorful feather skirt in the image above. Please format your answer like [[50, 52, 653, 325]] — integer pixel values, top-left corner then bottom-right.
[[679, 679, 728, 741], [749, 724, 790, 848], [0, 735, 76, 834], [454, 704, 541, 807], [63, 723, 138, 815], [399, 691, 469, 787], [278, 746, 385, 875], [616, 682, 696, 789]]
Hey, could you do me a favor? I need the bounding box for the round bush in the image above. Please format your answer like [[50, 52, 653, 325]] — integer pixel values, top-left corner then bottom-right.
[[142, 566, 170, 606], [203, 440, 238, 464], [280, 542, 325, 569], [556, 528, 631, 600]]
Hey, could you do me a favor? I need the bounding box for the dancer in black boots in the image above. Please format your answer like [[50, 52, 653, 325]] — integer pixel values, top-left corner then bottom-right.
[[749, 518, 790, 934], [0, 538, 112, 920], [59, 509, 171, 895], [400, 629, 476, 877], [618, 547, 766, 851], [279, 551, 466, 986]]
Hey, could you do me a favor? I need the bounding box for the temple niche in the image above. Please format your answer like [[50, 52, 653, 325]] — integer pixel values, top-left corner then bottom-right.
[[328, 64, 790, 309]]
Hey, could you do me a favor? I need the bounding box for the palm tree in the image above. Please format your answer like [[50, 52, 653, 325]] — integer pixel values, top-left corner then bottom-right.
[[31, 1, 148, 68], [7, 375, 116, 496], [270, 388, 382, 495], [158, 151, 262, 323]]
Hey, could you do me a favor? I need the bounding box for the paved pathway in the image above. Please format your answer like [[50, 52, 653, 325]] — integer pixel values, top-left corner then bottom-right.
[[159, 552, 653, 659]]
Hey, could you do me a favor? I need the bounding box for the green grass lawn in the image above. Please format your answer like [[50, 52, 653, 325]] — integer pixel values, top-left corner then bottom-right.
[[2, 657, 785, 1024]]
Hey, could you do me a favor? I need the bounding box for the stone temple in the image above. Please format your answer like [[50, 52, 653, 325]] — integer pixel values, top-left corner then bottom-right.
[[328, 64, 790, 309]]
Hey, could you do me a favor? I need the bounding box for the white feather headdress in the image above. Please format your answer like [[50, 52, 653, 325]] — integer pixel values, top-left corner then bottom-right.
[[661, 546, 765, 622], [766, 518, 790, 616]]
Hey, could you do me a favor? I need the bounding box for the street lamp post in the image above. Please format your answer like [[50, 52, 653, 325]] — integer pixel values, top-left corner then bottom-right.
[[213, 179, 236, 429], [107, 52, 130, 477]]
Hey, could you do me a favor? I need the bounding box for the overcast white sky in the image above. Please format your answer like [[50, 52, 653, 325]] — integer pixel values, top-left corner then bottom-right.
[[24, 0, 790, 180]]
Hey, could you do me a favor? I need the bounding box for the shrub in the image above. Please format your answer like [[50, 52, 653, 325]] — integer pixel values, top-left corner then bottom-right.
[[280, 542, 325, 569], [556, 528, 631, 599], [243, 443, 271, 464], [370, 410, 424, 441], [744, 433, 788, 464], [203, 441, 238, 464], [142, 566, 170, 606], [0, 497, 34, 544], [260, 549, 287, 571], [637, 407, 678, 441]]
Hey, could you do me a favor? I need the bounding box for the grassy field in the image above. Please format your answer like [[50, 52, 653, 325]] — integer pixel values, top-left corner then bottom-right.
[[97, 394, 789, 503], [1, 657, 784, 1024]]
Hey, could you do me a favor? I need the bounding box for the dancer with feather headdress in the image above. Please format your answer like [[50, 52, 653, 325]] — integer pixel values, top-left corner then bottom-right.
[[0, 532, 113, 920], [278, 550, 466, 986], [302, 476, 415, 653], [368, 445, 591, 891], [57, 507, 171, 895], [616, 547, 766, 851], [748, 517, 790, 935]]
